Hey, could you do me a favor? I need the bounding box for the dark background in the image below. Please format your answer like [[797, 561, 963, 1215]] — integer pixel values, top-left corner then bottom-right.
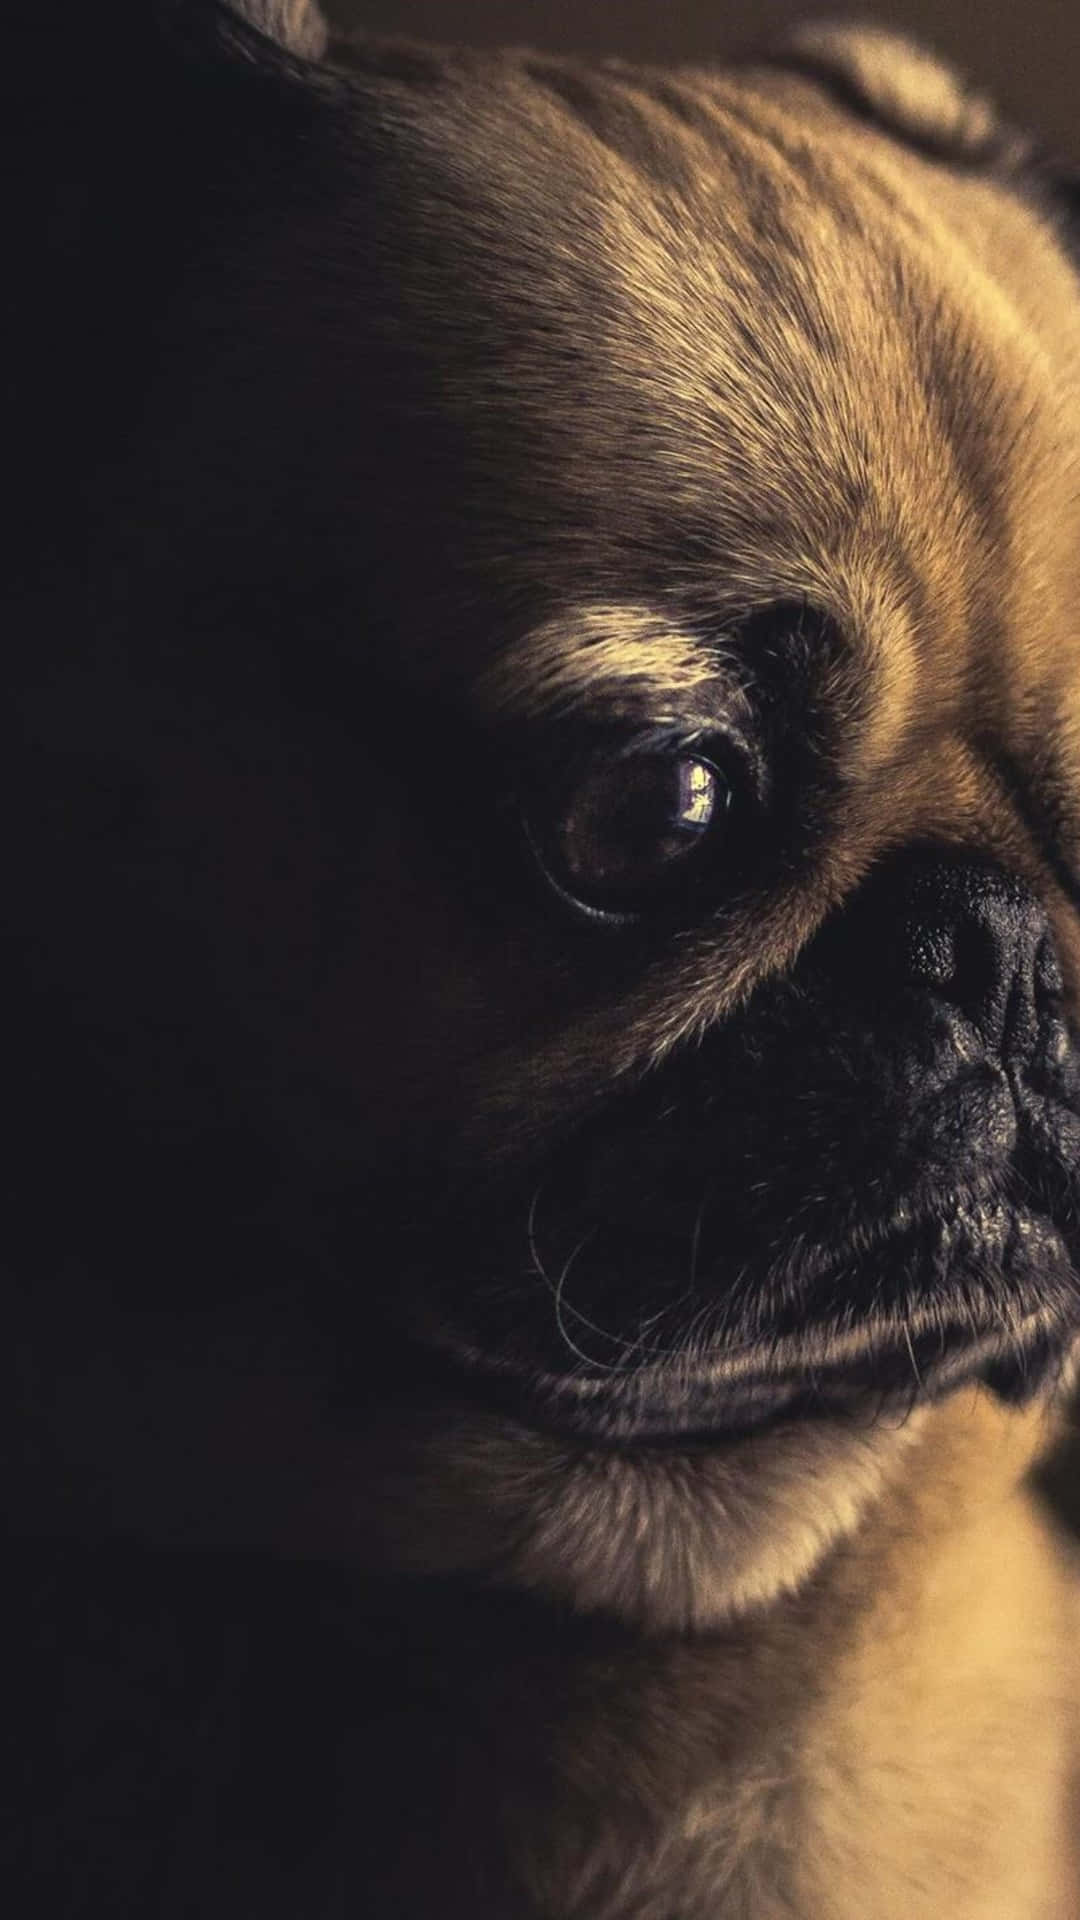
[[328, 2, 1080, 161]]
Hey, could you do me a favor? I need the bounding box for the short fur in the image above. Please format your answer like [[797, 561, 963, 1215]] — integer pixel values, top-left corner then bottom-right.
[[5, 6, 1080, 1915]]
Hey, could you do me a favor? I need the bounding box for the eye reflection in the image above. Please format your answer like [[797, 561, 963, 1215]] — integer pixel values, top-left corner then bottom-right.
[[542, 749, 730, 913], [679, 758, 716, 828]]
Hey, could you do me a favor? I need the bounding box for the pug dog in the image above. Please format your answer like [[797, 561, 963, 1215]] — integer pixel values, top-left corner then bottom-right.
[[5, 4, 1080, 1916]]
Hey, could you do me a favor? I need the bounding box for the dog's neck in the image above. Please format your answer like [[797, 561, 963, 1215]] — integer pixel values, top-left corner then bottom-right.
[[348, 1393, 1077, 1918]]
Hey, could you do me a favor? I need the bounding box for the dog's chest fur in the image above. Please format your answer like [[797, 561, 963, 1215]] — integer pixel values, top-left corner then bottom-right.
[[349, 1424, 1076, 1920]]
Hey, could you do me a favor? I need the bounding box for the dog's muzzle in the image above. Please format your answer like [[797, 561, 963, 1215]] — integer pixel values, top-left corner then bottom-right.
[[386, 850, 1080, 1443]]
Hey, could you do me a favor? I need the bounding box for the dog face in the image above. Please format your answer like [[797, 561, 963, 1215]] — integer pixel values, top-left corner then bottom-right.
[[7, 7, 1080, 1626]]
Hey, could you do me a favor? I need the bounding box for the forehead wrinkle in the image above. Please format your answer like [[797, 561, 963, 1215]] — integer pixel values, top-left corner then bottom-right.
[[363, 72, 964, 489], [384, 65, 867, 389], [436, 141, 962, 553]]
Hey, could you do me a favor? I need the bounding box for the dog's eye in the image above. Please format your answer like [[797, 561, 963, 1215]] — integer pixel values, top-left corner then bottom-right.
[[536, 748, 732, 918]]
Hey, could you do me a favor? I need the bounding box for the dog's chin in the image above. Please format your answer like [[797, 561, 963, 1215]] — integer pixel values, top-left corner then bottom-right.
[[362, 1345, 1072, 1635]]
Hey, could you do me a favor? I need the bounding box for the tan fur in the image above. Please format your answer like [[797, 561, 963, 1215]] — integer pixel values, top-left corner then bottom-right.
[[333, 25, 1080, 1912], [347, 1392, 1078, 1917], [505, 1400, 1080, 1920]]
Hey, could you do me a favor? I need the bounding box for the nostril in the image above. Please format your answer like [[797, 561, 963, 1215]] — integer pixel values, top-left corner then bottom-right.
[[814, 851, 1060, 1072], [950, 917, 1002, 1017], [902, 913, 1000, 1013], [1034, 933, 1063, 1005], [845, 853, 1058, 1069]]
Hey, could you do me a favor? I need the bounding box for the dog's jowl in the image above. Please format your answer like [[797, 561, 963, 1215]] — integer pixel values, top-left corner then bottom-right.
[[6, 5, 1080, 1916]]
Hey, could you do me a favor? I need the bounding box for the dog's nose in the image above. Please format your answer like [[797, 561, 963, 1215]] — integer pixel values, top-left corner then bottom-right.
[[835, 851, 1063, 1064]]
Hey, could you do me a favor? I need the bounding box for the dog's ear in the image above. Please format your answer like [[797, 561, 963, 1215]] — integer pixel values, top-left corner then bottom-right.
[[215, 0, 329, 60], [752, 21, 1013, 165], [757, 22, 1080, 270], [158, 0, 332, 74]]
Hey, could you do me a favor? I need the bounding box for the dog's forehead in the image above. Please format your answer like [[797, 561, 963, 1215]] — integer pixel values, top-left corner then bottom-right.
[[334, 48, 1080, 715]]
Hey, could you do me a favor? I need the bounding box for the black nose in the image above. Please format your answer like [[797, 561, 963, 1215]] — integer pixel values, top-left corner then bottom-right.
[[834, 851, 1062, 1064]]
